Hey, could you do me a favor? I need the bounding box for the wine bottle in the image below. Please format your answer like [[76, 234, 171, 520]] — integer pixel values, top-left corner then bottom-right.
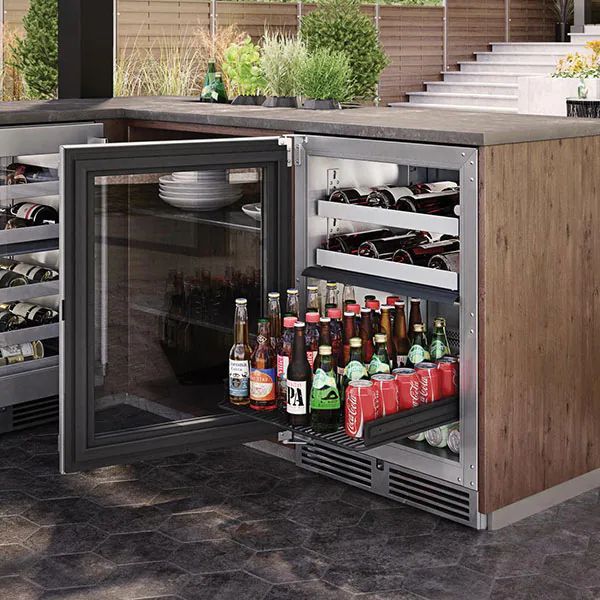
[[0, 341, 44, 366], [8, 262, 58, 282], [9, 202, 59, 225], [8, 302, 59, 326], [0, 309, 25, 333], [0, 268, 27, 288]]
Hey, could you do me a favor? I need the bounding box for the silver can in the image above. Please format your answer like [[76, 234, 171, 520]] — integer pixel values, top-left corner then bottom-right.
[[408, 432, 426, 442], [425, 425, 451, 448], [447, 425, 460, 455]]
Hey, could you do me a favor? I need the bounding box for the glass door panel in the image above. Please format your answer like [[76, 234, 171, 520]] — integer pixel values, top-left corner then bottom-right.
[[61, 137, 290, 472]]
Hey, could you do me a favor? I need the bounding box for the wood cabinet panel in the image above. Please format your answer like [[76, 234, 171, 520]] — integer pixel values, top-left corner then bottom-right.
[[478, 136, 600, 513]]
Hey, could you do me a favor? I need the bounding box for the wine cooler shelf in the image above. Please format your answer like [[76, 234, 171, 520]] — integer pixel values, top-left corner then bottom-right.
[[0, 280, 60, 304], [220, 395, 459, 450], [0, 322, 59, 347], [0, 223, 59, 255], [0, 355, 59, 409]]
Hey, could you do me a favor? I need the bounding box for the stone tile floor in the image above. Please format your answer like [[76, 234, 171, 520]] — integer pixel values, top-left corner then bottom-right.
[[1, 422, 600, 599]]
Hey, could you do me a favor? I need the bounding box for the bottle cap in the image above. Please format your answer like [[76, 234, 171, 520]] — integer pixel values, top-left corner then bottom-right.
[[366, 300, 380, 310], [327, 308, 342, 319], [294, 321, 306, 328], [410, 298, 422, 303], [347, 303, 361, 315], [374, 333, 387, 343], [307, 285, 318, 292], [387, 296, 400, 305], [319, 345, 332, 355], [365, 295, 376, 301], [380, 305, 392, 311], [305, 312, 320, 323], [326, 281, 337, 288], [343, 311, 355, 318], [319, 317, 331, 324], [414, 323, 424, 332], [283, 316, 298, 328], [287, 288, 299, 295], [235, 298, 247, 305], [394, 300, 406, 308], [268, 292, 280, 299], [350, 337, 362, 348], [361, 307, 372, 314], [434, 317, 446, 326], [258, 318, 269, 324]]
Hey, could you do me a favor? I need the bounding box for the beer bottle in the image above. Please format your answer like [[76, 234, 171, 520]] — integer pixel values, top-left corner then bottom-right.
[[313, 317, 332, 372], [267, 292, 282, 350], [379, 306, 395, 367], [407, 323, 430, 368], [325, 282, 339, 309], [366, 299, 381, 334], [310, 345, 341, 434], [306, 285, 320, 314], [364, 294, 376, 306], [287, 322, 312, 426], [200, 58, 217, 102], [342, 311, 356, 366], [342, 284, 356, 306], [229, 299, 252, 405], [359, 308, 374, 362], [408, 298, 423, 340], [393, 300, 411, 367], [277, 316, 298, 409], [249, 319, 277, 411], [369, 334, 392, 376], [326, 308, 344, 379], [430, 317, 451, 361], [305, 312, 320, 369], [343, 336, 368, 381], [285, 288, 300, 318]]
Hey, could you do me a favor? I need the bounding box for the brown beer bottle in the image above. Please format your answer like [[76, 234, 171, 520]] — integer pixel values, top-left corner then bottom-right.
[[359, 307, 374, 362], [366, 299, 381, 334], [379, 305, 395, 367], [267, 292, 282, 350], [408, 298, 423, 340], [327, 308, 344, 380], [393, 300, 411, 367], [305, 312, 321, 369], [313, 317, 332, 373], [229, 298, 252, 405], [342, 311, 356, 367], [286, 322, 312, 426], [250, 319, 277, 411]]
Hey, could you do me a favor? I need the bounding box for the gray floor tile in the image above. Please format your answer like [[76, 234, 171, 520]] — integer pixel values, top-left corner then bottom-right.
[[323, 559, 407, 594], [245, 547, 329, 584], [144, 453, 204, 468], [96, 531, 181, 565], [25, 523, 107, 555], [86, 480, 161, 507], [85, 463, 153, 483], [0, 491, 36, 517], [146, 465, 212, 490], [201, 448, 260, 472], [18, 436, 59, 456], [170, 539, 254, 574], [159, 511, 239, 542], [231, 518, 311, 551], [0, 575, 42, 600], [384, 534, 465, 570], [25, 474, 97, 501], [555, 504, 600, 536], [100, 562, 190, 598], [461, 542, 546, 577], [302, 525, 389, 562], [1, 446, 32, 469], [0, 544, 35, 577], [404, 565, 493, 600], [263, 579, 354, 600], [22, 454, 60, 477], [88, 504, 169, 534], [360, 506, 439, 537], [271, 476, 345, 503], [542, 552, 600, 588], [288, 500, 365, 530], [205, 470, 281, 497], [0, 468, 38, 491], [151, 487, 224, 515], [0, 515, 39, 544], [218, 492, 295, 521], [179, 570, 271, 600], [22, 498, 99, 526], [490, 575, 593, 600]]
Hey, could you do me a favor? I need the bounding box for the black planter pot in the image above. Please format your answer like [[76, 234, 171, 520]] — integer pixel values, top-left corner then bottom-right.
[[301, 98, 342, 110], [231, 95, 266, 106], [555, 22, 568, 42], [262, 96, 297, 108]]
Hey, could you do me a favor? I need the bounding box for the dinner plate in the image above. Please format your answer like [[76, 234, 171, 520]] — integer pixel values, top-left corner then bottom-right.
[[171, 170, 226, 180], [241, 203, 261, 222], [159, 182, 239, 193], [159, 189, 242, 200]]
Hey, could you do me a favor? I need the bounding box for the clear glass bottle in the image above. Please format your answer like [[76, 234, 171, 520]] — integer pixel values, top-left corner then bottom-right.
[[229, 298, 252, 405], [267, 292, 282, 349], [285, 288, 300, 318]]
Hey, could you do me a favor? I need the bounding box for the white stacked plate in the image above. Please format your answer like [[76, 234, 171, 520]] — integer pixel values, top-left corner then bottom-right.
[[159, 170, 242, 211]]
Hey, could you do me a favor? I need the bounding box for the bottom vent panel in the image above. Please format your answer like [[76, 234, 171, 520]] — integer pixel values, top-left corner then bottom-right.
[[0, 396, 59, 433]]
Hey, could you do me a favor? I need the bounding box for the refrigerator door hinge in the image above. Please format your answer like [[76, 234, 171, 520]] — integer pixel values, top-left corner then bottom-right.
[[279, 136, 305, 167]]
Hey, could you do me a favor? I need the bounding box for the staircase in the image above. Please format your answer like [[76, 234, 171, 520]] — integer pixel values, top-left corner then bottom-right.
[[399, 26, 600, 113]]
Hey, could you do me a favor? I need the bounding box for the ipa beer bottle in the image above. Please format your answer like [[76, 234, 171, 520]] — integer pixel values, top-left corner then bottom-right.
[[285, 288, 300, 318], [277, 316, 298, 409], [369, 334, 392, 376], [408, 298, 423, 340], [267, 292, 282, 349], [250, 319, 277, 411], [430, 317, 451, 361], [310, 345, 341, 433], [393, 300, 411, 367], [305, 312, 320, 369], [359, 308, 374, 362], [286, 322, 312, 426], [229, 298, 252, 405], [407, 323, 430, 368]]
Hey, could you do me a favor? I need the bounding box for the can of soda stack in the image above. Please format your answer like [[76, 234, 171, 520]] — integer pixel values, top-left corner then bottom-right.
[[437, 356, 459, 398], [371, 373, 399, 417], [392, 368, 420, 410], [415, 362, 442, 403], [345, 380, 380, 439]]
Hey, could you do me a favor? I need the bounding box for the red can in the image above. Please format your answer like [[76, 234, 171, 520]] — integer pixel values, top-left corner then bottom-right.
[[437, 356, 459, 398], [415, 362, 442, 404], [371, 373, 399, 417], [392, 368, 420, 410], [345, 380, 380, 439]]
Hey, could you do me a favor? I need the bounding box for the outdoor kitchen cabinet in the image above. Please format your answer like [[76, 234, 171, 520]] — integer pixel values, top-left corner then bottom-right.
[[58, 131, 600, 530]]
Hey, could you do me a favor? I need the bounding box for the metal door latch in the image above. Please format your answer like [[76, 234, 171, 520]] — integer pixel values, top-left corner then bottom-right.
[[279, 136, 305, 167], [278, 431, 307, 445]]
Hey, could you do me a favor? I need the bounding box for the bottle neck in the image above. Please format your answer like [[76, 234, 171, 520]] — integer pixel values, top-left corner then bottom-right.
[[234, 306, 249, 345], [320, 323, 331, 345], [395, 309, 407, 336], [349, 347, 362, 362], [292, 327, 306, 358], [319, 355, 333, 372]]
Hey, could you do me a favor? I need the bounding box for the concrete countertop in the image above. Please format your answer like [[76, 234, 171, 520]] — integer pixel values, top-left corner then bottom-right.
[[1, 96, 600, 146]]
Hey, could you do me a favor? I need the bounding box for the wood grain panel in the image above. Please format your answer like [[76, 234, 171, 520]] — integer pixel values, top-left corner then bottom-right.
[[509, 0, 555, 42], [478, 136, 600, 513]]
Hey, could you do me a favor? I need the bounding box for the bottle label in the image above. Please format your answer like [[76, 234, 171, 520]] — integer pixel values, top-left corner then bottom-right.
[[250, 367, 276, 401], [344, 360, 368, 381], [12, 203, 39, 220], [306, 350, 318, 370], [11, 264, 39, 279], [229, 359, 249, 397], [430, 340, 448, 360], [311, 368, 340, 410], [287, 380, 308, 415], [277, 354, 290, 397], [368, 355, 391, 376], [408, 345, 429, 365], [396, 354, 408, 368], [10, 302, 40, 320]]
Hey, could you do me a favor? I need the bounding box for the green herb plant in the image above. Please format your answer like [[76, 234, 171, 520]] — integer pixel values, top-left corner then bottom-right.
[[222, 36, 266, 97], [260, 32, 307, 97], [300, 0, 389, 101], [297, 48, 352, 102]]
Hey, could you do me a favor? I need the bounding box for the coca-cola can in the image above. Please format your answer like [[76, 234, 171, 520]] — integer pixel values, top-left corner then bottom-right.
[[392, 368, 420, 410], [415, 362, 442, 404], [371, 374, 399, 417], [345, 380, 380, 439], [437, 356, 459, 398]]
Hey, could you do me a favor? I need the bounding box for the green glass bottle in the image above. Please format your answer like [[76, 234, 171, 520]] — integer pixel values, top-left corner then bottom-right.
[[368, 333, 391, 376], [429, 317, 450, 361], [310, 345, 340, 434], [200, 59, 217, 102], [407, 323, 430, 368]]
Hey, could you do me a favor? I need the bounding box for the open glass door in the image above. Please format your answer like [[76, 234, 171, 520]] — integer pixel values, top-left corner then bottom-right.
[[60, 137, 291, 472]]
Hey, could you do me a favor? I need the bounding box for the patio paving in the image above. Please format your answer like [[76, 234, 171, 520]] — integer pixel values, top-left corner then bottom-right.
[[0, 422, 599, 599]]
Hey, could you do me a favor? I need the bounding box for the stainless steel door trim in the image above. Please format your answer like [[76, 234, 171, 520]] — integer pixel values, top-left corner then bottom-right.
[[0, 123, 104, 157]]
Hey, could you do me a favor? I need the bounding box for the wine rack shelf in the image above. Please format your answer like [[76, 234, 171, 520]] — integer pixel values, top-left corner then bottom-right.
[[0, 280, 60, 304], [0, 355, 59, 409], [317, 200, 459, 237], [0, 323, 59, 347], [0, 180, 59, 203], [0, 223, 59, 255], [219, 396, 459, 451]]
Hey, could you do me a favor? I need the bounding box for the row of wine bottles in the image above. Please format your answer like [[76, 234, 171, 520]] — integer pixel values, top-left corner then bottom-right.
[[1, 164, 58, 186], [0, 340, 51, 367], [0, 260, 59, 288], [1, 202, 59, 230], [0, 301, 59, 332]]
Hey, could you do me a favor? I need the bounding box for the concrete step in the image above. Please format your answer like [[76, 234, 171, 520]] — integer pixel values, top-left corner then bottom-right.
[[569, 32, 600, 43], [584, 24, 600, 33], [475, 51, 563, 64], [408, 91, 517, 109], [425, 81, 518, 95], [395, 102, 518, 114], [459, 61, 554, 74], [491, 42, 584, 53], [441, 71, 538, 84]]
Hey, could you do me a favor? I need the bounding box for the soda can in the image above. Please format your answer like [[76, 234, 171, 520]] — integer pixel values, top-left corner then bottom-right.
[[408, 432, 426, 442], [425, 425, 451, 448], [437, 356, 459, 398], [371, 373, 399, 417], [447, 424, 460, 454], [345, 380, 379, 439], [392, 368, 420, 410], [415, 362, 442, 404]]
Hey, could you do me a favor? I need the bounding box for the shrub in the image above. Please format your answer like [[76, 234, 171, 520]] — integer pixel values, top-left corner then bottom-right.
[[10, 0, 58, 99], [297, 48, 352, 101], [222, 36, 266, 97], [300, 0, 388, 101], [260, 32, 307, 97]]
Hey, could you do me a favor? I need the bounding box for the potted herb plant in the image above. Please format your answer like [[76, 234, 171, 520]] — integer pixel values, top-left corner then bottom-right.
[[222, 36, 266, 105], [297, 48, 351, 109], [553, 0, 574, 42], [260, 32, 307, 108]]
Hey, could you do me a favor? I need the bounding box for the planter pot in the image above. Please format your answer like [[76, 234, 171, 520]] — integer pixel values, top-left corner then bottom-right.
[[555, 22, 568, 42], [301, 98, 342, 110], [231, 95, 266, 106], [567, 99, 600, 118], [262, 96, 297, 108]]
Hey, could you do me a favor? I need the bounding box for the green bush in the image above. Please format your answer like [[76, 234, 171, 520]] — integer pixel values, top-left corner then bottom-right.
[[222, 36, 266, 97], [297, 48, 352, 101], [260, 32, 307, 97], [300, 0, 389, 101], [10, 0, 58, 99]]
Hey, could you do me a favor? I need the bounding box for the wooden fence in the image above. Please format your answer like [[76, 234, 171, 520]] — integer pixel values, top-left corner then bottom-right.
[[3, 0, 556, 103]]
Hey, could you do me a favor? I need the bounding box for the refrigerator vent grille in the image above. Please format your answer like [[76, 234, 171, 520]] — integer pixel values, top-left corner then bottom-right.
[[299, 441, 373, 489], [11, 396, 59, 431], [388, 466, 472, 525], [447, 327, 460, 355]]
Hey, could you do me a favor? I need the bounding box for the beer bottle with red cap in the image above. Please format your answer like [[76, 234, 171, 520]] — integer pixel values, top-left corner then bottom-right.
[[327, 308, 344, 379], [369, 334, 392, 376], [365, 299, 381, 333], [359, 308, 375, 362], [286, 322, 312, 426], [305, 312, 320, 369]]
